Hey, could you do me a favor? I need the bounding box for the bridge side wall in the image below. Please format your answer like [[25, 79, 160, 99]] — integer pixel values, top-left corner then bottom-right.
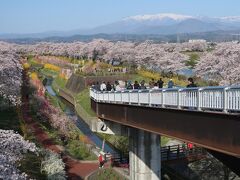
[[91, 99, 240, 157]]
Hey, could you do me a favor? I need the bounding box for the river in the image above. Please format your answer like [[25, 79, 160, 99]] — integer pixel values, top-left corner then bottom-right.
[[45, 80, 117, 154]]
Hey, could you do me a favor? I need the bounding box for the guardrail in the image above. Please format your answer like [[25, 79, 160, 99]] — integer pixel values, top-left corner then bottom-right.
[[90, 86, 240, 113], [161, 144, 206, 162]]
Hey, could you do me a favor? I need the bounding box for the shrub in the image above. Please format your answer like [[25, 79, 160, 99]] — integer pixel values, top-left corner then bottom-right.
[[41, 150, 66, 180], [66, 140, 95, 160]]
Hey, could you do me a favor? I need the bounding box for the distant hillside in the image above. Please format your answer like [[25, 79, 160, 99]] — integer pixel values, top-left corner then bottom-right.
[[2, 30, 240, 44]]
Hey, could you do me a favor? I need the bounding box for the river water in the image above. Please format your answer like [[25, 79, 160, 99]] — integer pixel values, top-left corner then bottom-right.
[[45, 83, 117, 154]]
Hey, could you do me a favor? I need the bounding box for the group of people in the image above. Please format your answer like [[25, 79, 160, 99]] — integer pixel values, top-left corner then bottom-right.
[[92, 81, 122, 91], [92, 77, 197, 92]]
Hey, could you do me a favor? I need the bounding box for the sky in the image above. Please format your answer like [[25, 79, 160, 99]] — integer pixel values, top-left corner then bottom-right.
[[1, 0, 240, 34]]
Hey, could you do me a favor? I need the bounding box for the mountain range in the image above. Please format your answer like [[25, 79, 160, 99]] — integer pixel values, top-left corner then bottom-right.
[[1, 13, 240, 40]]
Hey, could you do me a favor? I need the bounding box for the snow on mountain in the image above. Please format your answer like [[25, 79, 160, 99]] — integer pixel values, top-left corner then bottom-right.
[[123, 13, 194, 21], [219, 16, 240, 22], [123, 13, 240, 24]]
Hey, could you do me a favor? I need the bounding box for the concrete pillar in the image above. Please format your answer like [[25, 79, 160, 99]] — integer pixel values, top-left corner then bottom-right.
[[129, 128, 161, 180]]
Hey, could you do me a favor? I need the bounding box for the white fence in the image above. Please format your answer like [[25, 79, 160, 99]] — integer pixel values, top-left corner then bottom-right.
[[90, 86, 240, 113]]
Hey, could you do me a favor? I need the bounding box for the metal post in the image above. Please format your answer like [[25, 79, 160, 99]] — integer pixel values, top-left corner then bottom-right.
[[177, 89, 181, 109], [223, 87, 228, 113], [162, 90, 165, 108], [120, 91, 122, 103], [149, 90, 152, 107], [138, 90, 140, 105], [197, 88, 202, 111], [129, 91, 131, 105]]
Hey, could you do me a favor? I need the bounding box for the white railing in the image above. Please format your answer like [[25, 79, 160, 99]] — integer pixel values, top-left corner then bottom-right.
[[90, 86, 240, 113]]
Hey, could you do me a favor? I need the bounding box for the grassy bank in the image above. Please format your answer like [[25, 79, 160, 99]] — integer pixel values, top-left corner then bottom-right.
[[88, 168, 127, 180], [75, 88, 95, 116]]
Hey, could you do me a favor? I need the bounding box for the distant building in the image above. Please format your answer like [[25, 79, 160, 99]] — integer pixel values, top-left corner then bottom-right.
[[189, 39, 207, 43]]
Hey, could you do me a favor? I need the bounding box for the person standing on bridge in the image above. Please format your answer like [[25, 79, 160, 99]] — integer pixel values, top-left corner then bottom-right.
[[168, 79, 174, 88], [106, 82, 112, 91], [114, 81, 122, 91], [133, 81, 140, 90], [94, 81, 100, 91], [187, 77, 197, 88], [100, 81, 106, 91], [157, 78, 164, 88], [140, 80, 146, 89], [126, 81, 133, 90], [149, 78, 155, 88]]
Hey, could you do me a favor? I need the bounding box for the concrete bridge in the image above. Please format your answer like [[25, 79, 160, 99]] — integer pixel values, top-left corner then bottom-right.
[[90, 86, 240, 179]]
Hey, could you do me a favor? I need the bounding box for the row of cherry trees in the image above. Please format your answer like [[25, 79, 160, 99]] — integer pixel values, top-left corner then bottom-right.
[[19, 39, 207, 73], [0, 42, 22, 106], [1, 40, 240, 91]]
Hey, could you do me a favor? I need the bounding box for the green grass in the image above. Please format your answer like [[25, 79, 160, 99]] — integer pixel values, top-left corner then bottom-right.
[[0, 107, 22, 132], [75, 88, 95, 116], [40, 68, 58, 77], [66, 140, 96, 160], [45, 92, 66, 111], [54, 76, 67, 89], [45, 92, 59, 107], [89, 168, 127, 180], [98, 133, 128, 153]]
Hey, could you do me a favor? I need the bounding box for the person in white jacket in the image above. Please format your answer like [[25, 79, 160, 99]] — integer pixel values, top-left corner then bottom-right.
[[100, 81, 106, 91]]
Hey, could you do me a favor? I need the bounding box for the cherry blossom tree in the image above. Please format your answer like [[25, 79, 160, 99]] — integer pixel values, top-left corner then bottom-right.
[[0, 129, 38, 179], [195, 42, 240, 85], [0, 46, 22, 106]]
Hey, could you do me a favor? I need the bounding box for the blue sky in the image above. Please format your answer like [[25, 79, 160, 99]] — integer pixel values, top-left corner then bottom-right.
[[1, 0, 240, 33]]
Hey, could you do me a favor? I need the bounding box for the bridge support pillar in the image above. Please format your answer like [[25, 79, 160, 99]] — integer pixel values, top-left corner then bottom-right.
[[129, 128, 161, 180]]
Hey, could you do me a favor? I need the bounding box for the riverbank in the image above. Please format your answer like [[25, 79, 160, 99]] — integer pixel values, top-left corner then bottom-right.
[[27, 60, 127, 179]]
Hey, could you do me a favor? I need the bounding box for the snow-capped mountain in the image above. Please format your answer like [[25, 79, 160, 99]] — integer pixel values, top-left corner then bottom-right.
[[1, 13, 240, 39], [84, 13, 240, 35]]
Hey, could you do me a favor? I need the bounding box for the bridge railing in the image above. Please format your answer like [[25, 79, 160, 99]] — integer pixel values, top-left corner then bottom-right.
[[90, 86, 240, 113]]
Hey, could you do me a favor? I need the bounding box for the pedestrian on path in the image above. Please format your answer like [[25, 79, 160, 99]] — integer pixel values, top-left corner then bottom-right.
[[98, 154, 104, 168]]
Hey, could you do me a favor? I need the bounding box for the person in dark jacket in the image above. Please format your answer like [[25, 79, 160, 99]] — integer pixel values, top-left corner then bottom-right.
[[94, 82, 100, 91], [140, 80, 146, 89], [187, 78, 197, 88], [157, 78, 164, 88], [133, 81, 140, 90], [106, 82, 112, 91]]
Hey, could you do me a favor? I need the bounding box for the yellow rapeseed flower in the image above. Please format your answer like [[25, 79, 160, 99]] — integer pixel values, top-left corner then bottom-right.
[[30, 72, 38, 80], [23, 63, 30, 69], [44, 63, 61, 72]]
